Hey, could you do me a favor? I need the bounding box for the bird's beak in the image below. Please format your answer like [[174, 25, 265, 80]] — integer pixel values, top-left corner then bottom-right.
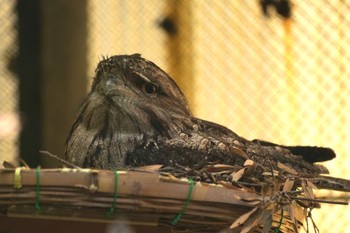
[[104, 78, 136, 98]]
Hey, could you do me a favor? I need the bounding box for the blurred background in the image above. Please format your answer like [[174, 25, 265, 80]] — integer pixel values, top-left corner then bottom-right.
[[0, 0, 349, 231]]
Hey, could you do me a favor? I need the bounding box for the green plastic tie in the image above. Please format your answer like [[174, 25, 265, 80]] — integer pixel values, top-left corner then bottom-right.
[[106, 170, 119, 216], [274, 208, 284, 233], [172, 178, 194, 225], [35, 166, 41, 212]]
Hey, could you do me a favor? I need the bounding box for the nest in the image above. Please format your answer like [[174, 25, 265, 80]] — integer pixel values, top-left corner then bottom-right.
[[1, 158, 348, 233]]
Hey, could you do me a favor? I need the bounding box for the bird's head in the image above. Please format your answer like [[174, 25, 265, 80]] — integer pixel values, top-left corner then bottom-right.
[[88, 54, 192, 135]]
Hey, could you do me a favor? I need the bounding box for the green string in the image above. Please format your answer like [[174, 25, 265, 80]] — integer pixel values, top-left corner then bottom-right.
[[106, 170, 119, 216], [172, 178, 194, 225], [35, 166, 41, 211], [274, 208, 284, 233]]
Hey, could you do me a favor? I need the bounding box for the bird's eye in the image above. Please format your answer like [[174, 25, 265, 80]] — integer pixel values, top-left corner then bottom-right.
[[143, 83, 159, 95]]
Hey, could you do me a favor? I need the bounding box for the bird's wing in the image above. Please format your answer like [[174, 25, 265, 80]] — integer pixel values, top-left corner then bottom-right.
[[125, 117, 329, 176]]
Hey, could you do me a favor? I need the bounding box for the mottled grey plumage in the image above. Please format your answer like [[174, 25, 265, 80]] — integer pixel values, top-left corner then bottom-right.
[[65, 54, 335, 176]]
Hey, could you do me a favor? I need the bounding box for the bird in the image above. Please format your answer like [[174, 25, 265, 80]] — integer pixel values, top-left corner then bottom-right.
[[65, 54, 335, 177]]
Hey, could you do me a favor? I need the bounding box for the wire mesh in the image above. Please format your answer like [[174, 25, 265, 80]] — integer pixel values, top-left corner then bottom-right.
[[0, 0, 19, 164], [87, 0, 168, 89], [0, 0, 347, 231], [188, 2, 350, 230], [87, 1, 350, 232]]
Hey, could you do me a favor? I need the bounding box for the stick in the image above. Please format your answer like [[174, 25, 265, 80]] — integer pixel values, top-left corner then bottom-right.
[[290, 197, 348, 205], [39, 150, 80, 168]]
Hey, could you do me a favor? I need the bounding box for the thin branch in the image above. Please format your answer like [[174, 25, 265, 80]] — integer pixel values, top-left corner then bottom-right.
[[39, 150, 80, 168], [19, 158, 30, 168], [290, 196, 348, 205]]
